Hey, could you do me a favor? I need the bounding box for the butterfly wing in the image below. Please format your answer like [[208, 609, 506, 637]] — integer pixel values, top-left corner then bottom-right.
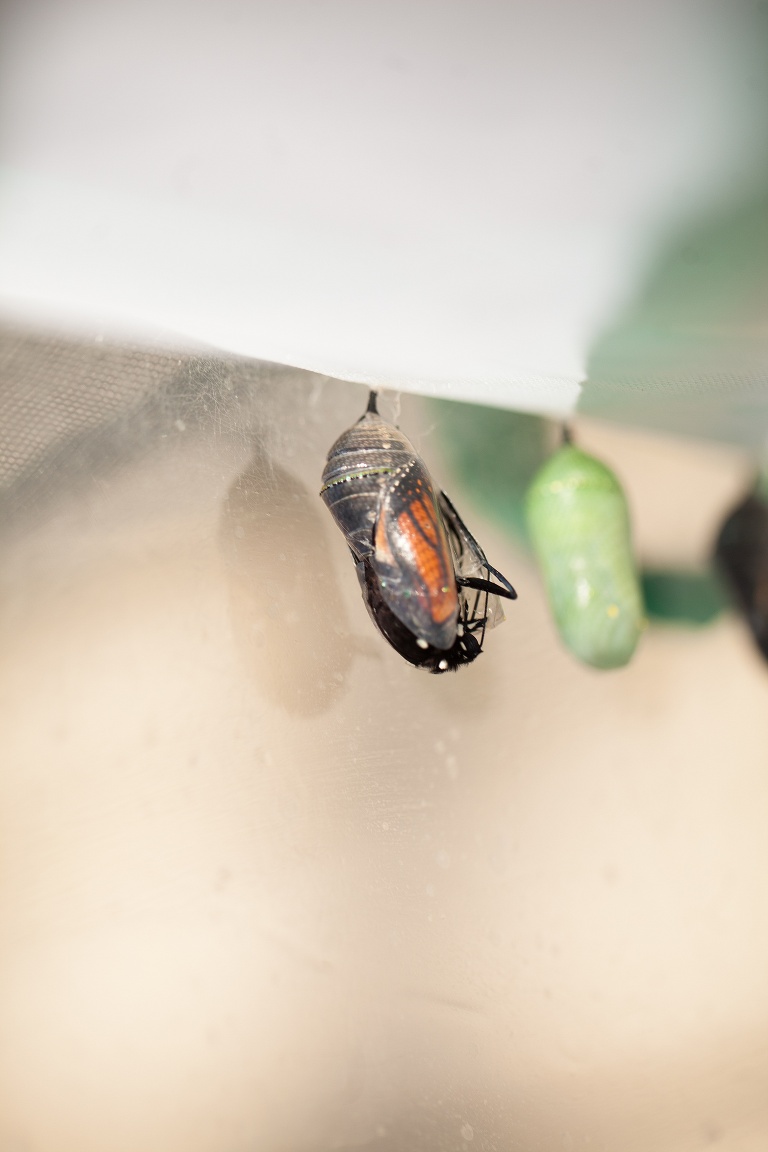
[[371, 460, 459, 651], [438, 490, 516, 632]]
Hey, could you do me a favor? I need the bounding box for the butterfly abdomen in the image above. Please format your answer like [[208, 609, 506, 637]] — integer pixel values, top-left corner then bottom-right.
[[320, 407, 414, 557]]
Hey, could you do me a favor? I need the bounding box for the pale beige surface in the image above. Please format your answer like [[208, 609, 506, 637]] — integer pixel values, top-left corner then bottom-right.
[[1, 370, 768, 1151]]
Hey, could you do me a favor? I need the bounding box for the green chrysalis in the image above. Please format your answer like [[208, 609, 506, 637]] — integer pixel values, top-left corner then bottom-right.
[[525, 444, 644, 669]]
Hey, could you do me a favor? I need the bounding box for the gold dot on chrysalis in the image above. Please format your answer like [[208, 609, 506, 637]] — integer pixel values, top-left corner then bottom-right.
[[606, 604, 619, 619]]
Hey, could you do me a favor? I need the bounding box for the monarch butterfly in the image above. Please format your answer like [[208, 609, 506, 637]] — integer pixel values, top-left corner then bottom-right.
[[714, 485, 768, 661], [320, 392, 517, 672], [525, 438, 644, 669]]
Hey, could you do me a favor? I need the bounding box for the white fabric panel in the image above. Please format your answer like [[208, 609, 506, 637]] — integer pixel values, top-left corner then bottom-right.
[[0, 0, 766, 422]]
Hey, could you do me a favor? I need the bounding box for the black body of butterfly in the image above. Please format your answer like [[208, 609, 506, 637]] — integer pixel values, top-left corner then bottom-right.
[[714, 488, 768, 661], [320, 391, 516, 671]]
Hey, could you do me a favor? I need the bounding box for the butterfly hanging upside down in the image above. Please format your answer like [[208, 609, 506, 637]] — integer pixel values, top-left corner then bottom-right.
[[320, 391, 517, 672]]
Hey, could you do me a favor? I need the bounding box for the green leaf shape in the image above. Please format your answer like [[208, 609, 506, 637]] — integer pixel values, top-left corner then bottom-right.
[[431, 399, 551, 542], [641, 569, 727, 625]]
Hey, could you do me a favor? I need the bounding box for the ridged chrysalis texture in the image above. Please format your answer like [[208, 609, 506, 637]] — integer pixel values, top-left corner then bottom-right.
[[526, 445, 644, 669]]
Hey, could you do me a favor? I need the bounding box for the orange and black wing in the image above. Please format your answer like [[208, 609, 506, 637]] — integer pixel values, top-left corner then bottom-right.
[[371, 459, 459, 651]]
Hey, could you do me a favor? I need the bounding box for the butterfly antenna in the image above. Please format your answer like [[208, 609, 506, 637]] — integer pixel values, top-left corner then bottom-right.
[[366, 390, 379, 414]]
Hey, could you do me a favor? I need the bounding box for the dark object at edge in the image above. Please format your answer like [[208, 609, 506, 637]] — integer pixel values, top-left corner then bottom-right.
[[714, 492, 768, 660]]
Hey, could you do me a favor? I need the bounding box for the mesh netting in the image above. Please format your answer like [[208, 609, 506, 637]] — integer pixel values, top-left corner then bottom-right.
[[0, 325, 319, 531]]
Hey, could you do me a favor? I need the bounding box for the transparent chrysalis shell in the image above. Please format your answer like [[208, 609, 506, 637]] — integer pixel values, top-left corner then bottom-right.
[[320, 392, 517, 672]]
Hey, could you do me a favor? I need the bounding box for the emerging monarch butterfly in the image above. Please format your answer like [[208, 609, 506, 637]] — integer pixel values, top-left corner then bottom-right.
[[321, 391, 517, 672], [525, 437, 644, 669], [714, 485, 768, 662]]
